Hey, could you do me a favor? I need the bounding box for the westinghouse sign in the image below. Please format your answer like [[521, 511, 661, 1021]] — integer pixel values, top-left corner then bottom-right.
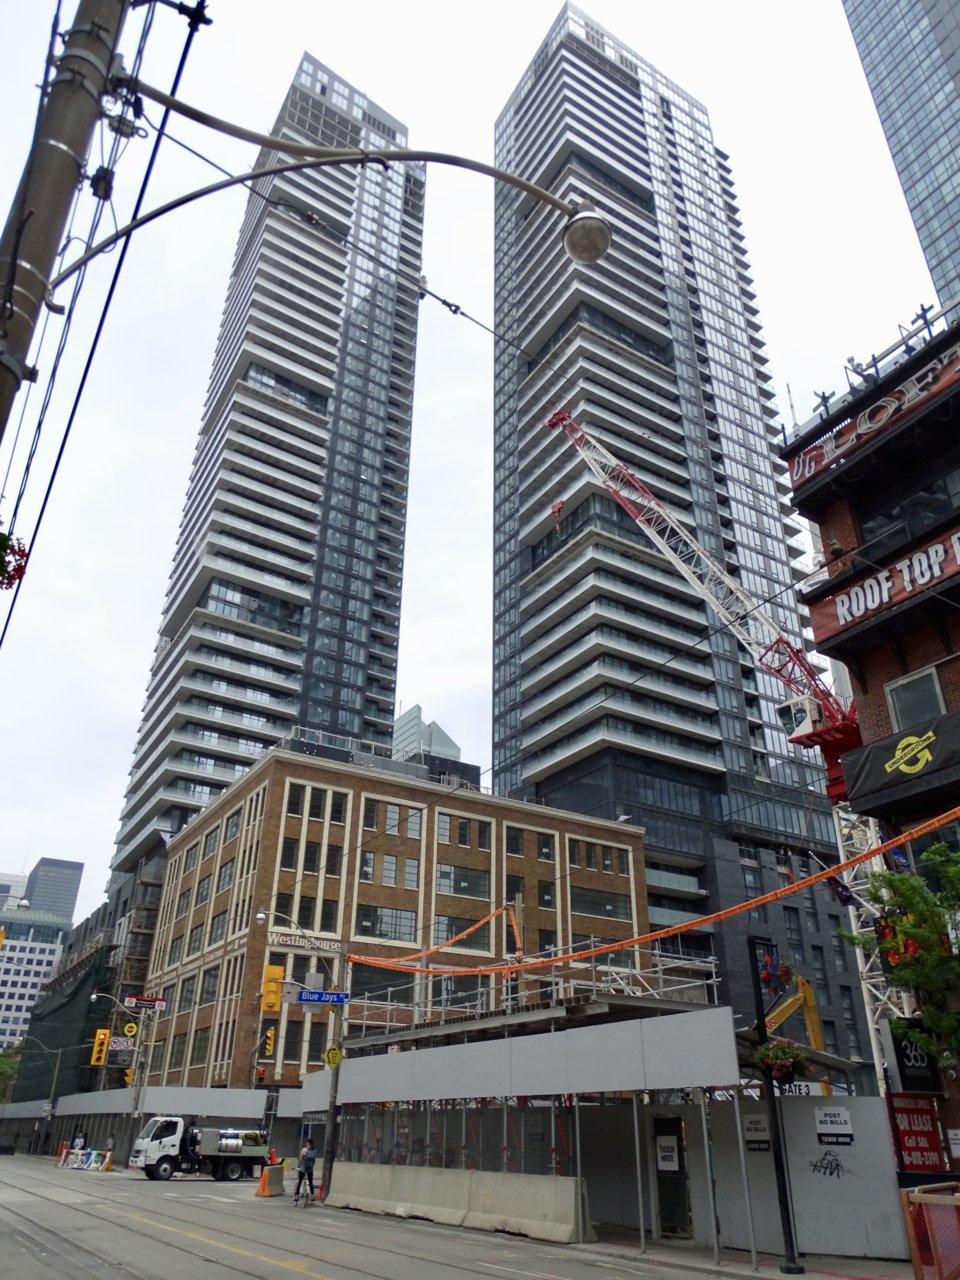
[[789, 340, 960, 492], [808, 522, 960, 641]]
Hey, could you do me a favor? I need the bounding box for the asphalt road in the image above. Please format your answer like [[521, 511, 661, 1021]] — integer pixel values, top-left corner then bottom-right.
[[0, 1155, 666, 1280]]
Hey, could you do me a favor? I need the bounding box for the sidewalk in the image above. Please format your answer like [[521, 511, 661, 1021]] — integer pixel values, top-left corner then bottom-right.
[[582, 1229, 913, 1280]]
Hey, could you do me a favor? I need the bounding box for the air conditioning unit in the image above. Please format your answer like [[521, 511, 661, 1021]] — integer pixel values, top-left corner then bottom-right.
[[776, 696, 824, 740]]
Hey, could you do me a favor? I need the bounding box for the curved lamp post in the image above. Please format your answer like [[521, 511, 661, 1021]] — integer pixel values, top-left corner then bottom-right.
[[253, 907, 346, 1202], [91, 989, 159, 1148]]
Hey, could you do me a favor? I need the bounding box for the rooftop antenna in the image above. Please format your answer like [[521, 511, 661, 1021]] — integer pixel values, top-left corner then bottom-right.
[[785, 383, 799, 429]]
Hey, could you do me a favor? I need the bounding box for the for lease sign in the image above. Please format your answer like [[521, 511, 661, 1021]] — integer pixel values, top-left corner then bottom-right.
[[892, 1094, 947, 1172], [808, 522, 960, 642]]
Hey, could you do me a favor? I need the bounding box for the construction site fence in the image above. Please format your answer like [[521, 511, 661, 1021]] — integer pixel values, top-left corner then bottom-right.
[[902, 1184, 960, 1280], [334, 1099, 578, 1177]]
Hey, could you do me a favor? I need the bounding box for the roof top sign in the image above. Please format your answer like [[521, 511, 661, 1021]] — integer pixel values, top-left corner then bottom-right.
[[788, 340, 960, 494]]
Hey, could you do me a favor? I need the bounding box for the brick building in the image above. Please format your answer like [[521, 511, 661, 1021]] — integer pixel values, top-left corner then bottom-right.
[[781, 318, 960, 843], [144, 739, 649, 1090]]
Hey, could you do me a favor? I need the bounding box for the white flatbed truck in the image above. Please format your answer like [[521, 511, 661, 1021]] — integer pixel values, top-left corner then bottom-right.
[[130, 1115, 268, 1181]]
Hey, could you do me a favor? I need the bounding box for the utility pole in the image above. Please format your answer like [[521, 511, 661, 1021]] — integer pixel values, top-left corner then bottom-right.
[[319, 949, 349, 1201], [748, 935, 804, 1274], [0, 0, 130, 444]]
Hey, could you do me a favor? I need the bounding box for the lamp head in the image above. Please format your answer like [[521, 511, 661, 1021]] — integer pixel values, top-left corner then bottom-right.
[[254, 909, 267, 925], [16, 897, 29, 910], [562, 204, 612, 264]]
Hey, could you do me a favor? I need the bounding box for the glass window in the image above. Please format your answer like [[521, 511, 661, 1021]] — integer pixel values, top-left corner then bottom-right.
[[601, 846, 613, 872], [175, 890, 191, 919], [363, 798, 379, 829], [437, 814, 451, 844], [458, 818, 471, 846], [187, 924, 203, 956], [195, 875, 211, 907], [330, 793, 347, 824], [320, 899, 338, 932], [359, 851, 374, 882], [356, 904, 417, 942], [280, 838, 298, 870], [190, 1026, 210, 1068], [406, 808, 421, 839], [287, 784, 304, 816], [506, 827, 523, 856], [298, 896, 315, 931], [382, 854, 397, 886], [434, 916, 489, 950], [184, 844, 199, 873], [436, 865, 490, 898], [208, 911, 227, 945], [307, 1019, 327, 1063], [199, 967, 219, 1005], [537, 833, 555, 861], [506, 874, 523, 902], [308, 788, 325, 820], [224, 809, 242, 843], [303, 841, 320, 875], [570, 887, 631, 920], [886, 667, 944, 731], [168, 935, 184, 966], [178, 976, 196, 1012], [617, 850, 629, 876], [168, 1034, 187, 1070], [568, 841, 580, 867], [216, 860, 235, 894], [404, 858, 419, 889], [742, 864, 767, 923], [283, 1019, 303, 1063], [783, 906, 805, 963], [274, 893, 292, 924], [584, 843, 597, 870], [538, 880, 555, 909], [325, 846, 342, 877], [386, 804, 400, 834], [202, 829, 219, 861], [478, 822, 491, 851]]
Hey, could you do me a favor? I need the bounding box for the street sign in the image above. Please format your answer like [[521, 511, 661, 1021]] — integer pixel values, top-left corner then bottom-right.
[[322, 1046, 344, 1069], [109, 1036, 135, 1051], [123, 1022, 138, 1037], [123, 995, 167, 1010], [297, 990, 349, 1004], [106, 1049, 134, 1067]]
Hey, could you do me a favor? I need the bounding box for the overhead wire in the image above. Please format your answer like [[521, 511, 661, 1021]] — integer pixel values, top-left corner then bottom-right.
[[0, 2, 210, 653]]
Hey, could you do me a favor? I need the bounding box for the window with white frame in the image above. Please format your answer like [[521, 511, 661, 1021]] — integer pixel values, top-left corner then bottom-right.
[[886, 667, 944, 731]]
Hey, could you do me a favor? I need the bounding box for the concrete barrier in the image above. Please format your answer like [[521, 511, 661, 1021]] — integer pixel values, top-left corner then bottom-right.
[[324, 1163, 591, 1243], [255, 1163, 286, 1197]]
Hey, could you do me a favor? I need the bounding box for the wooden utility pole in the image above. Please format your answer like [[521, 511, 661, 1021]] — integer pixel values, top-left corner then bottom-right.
[[0, 0, 130, 444]]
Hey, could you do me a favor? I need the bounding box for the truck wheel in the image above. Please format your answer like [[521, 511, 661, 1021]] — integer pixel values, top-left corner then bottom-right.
[[154, 1158, 175, 1181], [223, 1159, 244, 1182], [212, 1164, 223, 1181], [144, 1168, 157, 1181]]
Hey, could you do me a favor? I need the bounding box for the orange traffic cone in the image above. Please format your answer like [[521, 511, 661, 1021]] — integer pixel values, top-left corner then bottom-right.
[[270, 1146, 278, 1165], [255, 1166, 269, 1196]]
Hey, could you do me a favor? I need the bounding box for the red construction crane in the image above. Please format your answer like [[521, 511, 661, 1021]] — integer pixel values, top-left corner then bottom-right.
[[544, 410, 861, 801]]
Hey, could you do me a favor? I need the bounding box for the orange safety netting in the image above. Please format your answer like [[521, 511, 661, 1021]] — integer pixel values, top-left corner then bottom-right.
[[343, 803, 960, 979]]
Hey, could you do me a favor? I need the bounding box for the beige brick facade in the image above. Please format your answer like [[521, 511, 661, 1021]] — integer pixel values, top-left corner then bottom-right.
[[145, 748, 647, 1090]]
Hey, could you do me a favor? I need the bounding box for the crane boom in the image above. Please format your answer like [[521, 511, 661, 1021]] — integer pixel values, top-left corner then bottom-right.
[[545, 410, 861, 800]]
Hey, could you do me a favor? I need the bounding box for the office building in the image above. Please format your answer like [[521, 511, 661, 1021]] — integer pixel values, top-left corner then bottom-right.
[[392, 704, 461, 762], [0, 906, 68, 1048], [24, 857, 83, 921], [100, 56, 424, 994], [491, 5, 869, 1052], [843, 0, 960, 306], [0, 873, 27, 910], [144, 738, 652, 1089]]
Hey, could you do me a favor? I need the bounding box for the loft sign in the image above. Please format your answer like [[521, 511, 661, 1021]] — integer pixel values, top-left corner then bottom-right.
[[790, 340, 960, 489], [810, 521, 960, 641]]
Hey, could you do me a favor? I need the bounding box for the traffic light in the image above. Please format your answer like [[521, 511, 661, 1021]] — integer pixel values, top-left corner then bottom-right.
[[263, 1027, 276, 1058], [260, 964, 285, 1013], [0, 928, 5, 952], [90, 1028, 110, 1067], [123, 1067, 135, 1086]]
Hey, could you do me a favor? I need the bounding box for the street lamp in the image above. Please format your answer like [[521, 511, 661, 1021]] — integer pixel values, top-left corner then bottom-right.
[[253, 907, 347, 1202]]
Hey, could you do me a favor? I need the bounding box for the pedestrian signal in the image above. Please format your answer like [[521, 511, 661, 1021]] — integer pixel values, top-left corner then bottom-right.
[[90, 1028, 110, 1067], [123, 1067, 135, 1086], [263, 1027, 276, 1057]]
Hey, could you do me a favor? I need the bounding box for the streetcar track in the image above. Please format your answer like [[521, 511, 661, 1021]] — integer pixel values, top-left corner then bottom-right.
[[0, 1162, 608, 1280]]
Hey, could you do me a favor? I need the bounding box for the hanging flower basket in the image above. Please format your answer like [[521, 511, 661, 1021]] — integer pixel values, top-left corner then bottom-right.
[[0, 525, 27, 589], [753, 1038, 809, 1082]]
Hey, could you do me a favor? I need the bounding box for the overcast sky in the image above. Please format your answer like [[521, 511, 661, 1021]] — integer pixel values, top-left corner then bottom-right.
[[0, 1, 935, 923]]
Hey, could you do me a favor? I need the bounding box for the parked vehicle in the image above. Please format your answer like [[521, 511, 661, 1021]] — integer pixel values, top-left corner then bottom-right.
[[130, 1115, 268, 1181]]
